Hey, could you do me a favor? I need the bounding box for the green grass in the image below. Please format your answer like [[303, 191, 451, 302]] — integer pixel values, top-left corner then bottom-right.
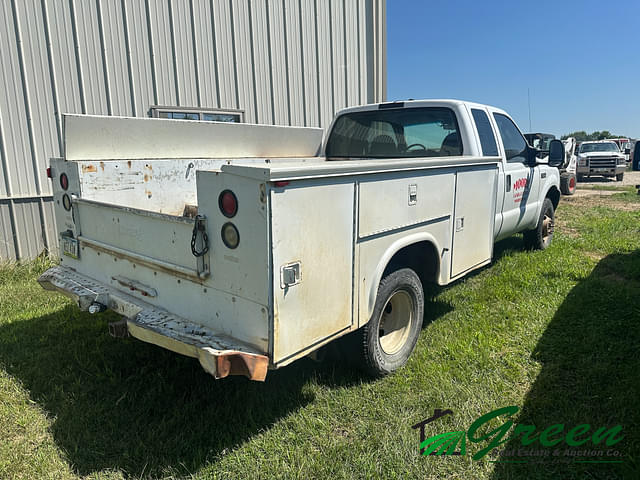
[[1, 198, 639, 480]]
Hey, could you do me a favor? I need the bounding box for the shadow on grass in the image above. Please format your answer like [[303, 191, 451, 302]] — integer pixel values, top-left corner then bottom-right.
[[0, 305, 367, 477], [490, 249, 640, 480]]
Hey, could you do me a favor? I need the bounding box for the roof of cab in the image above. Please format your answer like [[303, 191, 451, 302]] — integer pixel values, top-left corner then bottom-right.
[[336, 99, 509, 117]]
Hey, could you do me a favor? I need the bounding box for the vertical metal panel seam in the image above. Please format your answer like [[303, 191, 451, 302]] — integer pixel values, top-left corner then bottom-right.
[[328, 0, 335, 118], [264, 0, 276, 125], [40, 0, 63, 155], [0, 109, 22, 259], [356, 0, 361, 103], [313, 0, 321, 126], [95, 0, 113, 115], [167, 0, 180, 105], [9, 0, 50, 252], [120, 0, 137, 116], [296, 0, 306, 126], [144, 0, 158, 105], [228, 0, 240, 110], [247, 0, 259, 122], [68, 0, 87, 113], [342, 0, 348, 107], [209, 0, 221, 108], [188, 0, 201, 107], [281, 0, 291, 125]]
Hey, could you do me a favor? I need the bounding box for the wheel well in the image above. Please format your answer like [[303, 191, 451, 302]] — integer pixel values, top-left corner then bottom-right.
[[382, 241, 439, 290], [547, 186, 560, 209]]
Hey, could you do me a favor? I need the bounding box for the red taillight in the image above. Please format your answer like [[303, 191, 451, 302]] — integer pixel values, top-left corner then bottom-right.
[[60, 173, 69, 190], [218, 190, 238, 218], [46, 167, 52, 178], [274, 181, 290, 187]]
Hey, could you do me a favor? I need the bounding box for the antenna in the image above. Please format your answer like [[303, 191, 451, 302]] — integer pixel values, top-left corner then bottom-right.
[[527, 88, 532, 131]]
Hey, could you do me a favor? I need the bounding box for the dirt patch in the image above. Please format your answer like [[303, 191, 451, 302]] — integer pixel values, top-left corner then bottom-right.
[[584, 251, 605, 261], [562, 191, 640, 211]]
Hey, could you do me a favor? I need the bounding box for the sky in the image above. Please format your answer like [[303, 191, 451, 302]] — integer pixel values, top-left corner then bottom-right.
[[386, 0, 640, 138]]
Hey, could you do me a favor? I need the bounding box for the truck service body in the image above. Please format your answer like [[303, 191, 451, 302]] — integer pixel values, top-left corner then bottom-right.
[[39, 100, 562, 381]]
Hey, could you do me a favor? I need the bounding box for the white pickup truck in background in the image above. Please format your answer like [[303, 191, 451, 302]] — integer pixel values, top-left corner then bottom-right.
[[39, 100, 564, 381]]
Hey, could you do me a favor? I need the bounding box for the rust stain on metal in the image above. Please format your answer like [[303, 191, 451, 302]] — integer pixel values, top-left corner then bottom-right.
[[127, 160, 132, 168], [215, 351, 269, 381], [145, 163, 152, 171], [145, 189, 152, 198], [82, 164, 97, 173], [99, 161, 105, 171], [144, 174, 150, 182]]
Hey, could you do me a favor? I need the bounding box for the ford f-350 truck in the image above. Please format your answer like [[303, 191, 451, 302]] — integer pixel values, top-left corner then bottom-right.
[[39, 100, 564, 381]]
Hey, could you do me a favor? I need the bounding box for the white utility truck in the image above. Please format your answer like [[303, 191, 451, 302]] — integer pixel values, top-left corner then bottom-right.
[[39, 100, 564, 381]]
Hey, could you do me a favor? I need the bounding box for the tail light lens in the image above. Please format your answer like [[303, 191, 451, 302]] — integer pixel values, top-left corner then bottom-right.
[[221, 222, 240, 249], [46, 167, 52, 178], [218, 190, 238, 218], [62, 193, 72, 211], [60, 173, 69, 190]]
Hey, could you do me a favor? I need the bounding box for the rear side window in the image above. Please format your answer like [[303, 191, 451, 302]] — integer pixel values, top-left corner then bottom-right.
[[325, 107, 462, 158], [493, 113, 528, 163], [471, 109, 498, 156]]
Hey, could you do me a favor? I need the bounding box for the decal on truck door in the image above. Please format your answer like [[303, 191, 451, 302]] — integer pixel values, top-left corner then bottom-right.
[[512, 177, 529, 203]]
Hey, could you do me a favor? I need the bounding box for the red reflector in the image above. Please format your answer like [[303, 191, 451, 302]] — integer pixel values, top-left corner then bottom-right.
[[218, 190, 238, 218], [274, 181, 290, 187], [60, 173, 69, 190], [46, 167, 52, 178]]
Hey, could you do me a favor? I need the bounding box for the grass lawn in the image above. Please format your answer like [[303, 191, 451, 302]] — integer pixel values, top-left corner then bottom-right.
[[1, 192, 639, 479]]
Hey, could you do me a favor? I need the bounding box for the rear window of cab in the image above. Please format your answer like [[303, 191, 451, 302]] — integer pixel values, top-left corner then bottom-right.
[[325, 107, 463, 159]]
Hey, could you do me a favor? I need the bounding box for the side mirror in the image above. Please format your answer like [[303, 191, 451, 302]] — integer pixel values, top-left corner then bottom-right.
[[548, 139, 564, 168]]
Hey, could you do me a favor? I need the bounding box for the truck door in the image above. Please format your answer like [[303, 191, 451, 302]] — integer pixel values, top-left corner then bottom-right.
[[492, 112, 541, 238]]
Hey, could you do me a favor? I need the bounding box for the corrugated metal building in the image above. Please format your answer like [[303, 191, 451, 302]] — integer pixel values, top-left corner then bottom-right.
[[0, 0, 386, 261]]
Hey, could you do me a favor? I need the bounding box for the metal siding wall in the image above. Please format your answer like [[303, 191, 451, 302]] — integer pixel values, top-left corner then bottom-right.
[[0, 0, 385, 261]]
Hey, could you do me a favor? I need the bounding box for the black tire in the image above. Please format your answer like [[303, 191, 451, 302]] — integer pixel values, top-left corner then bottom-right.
[[560, 172, 577, 195], [523, 198, 555, 250], [356, 268, 423, 377], [616, 173, 624, 182]]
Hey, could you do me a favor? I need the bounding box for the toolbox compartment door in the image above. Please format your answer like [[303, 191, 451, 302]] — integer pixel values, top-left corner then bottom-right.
[[270, 181, 355, 365], [450, 166, 498, 278]]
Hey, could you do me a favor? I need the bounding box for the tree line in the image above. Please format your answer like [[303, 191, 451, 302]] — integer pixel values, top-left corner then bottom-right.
[[561, 131, 631, 141]]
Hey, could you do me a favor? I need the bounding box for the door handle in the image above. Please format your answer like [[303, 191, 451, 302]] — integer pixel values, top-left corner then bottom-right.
[[506, 174, 511, 192], [541, 172, 547, 179]]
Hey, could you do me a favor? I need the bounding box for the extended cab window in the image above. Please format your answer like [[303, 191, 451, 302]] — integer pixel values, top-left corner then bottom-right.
[[325, 107, 462, 159], [493, 113, 527, 163], [471, 108, 498, 156]]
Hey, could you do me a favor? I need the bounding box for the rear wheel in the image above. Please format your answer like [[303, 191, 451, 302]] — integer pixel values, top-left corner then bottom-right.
[[357, 268, 423, 377], [523, 198, 555, 250], [560, 172, 577, 195]]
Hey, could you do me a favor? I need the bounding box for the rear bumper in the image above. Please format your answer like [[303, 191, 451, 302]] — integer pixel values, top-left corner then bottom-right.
[[38, 265, 269, 381]]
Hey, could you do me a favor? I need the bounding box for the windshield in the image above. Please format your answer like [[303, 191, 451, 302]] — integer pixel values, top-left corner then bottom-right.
[[325, 107, 462, 158], [579, 142, 619, 153]]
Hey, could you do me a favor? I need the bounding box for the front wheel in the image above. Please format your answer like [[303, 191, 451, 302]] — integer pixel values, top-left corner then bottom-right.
[[616, 173, 624, 182], [357, 268, 423, 377], [523, 198, 555, 250]]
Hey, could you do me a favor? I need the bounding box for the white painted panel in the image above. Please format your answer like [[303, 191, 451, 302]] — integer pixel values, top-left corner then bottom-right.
[[232, 0, 256, 123], [73, 0, 109, 114], [271, 180, 354, 364], [212, 0, 237, 110], [267, 0, 289, 125], [284, 0, 304, 126], [450, 166, 497, 278], [358, 171, 455, 238], [192, 0, 218, 108], [170, 0, 198, 107], [251, 0, 274, 125], [63, 114, 323, 160]]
